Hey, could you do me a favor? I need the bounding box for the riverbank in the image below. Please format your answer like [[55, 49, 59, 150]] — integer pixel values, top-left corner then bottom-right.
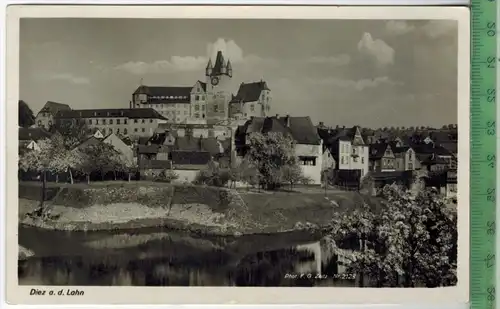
[[19, 181, 372, 236]]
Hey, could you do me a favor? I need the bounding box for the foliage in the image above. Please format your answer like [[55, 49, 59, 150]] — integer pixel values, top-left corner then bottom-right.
[[280, 164, 311, 189], [50, 117, 90, 148], [237, 159, 261, 189], [74, 142, 117, 180], [325, 184, 457, 287], [18, 138, 55, 174], [245, 132, 305, 190], [18, 100, 35, 128], [154, 169, 179, 183], [193, 161, 230, 187]]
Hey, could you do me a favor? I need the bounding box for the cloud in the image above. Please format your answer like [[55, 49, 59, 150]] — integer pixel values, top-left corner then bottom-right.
[[307, 54, 351, 66], [357, 33, 395, 66], [305, 76, 403, 91], [421, 20, 457, 38], [207, 38, 244, 63], [39, 72, 90, 85], [115, 56, 207, 75], [115, 38, 349, 75], [385, 20, 416, 36]]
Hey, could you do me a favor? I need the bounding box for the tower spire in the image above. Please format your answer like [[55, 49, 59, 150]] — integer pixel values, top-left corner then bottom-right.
[[205, 59, 213, 76]]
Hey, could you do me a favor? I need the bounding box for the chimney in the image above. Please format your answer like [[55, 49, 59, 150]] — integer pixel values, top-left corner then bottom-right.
[[319, 121, 324, 127], [285, 114, 290, 127], [275, 114, 279, 118], [129, 101, 132, 109]]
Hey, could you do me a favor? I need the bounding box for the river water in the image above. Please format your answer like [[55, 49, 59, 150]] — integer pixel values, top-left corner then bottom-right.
[[18, 225, 358, 287]]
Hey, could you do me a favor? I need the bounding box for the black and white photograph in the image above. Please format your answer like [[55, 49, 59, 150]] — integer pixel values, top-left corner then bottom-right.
[[6, 5, 469, 305]]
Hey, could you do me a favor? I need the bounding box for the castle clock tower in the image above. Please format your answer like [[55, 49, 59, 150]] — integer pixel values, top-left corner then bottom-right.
[[205, 51, 232, 123]]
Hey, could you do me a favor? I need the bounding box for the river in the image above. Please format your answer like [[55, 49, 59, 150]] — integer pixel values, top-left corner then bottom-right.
[[18, 225, 359, 287]]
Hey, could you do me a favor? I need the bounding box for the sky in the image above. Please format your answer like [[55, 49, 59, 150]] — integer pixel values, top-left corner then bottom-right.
[[19, 18, 458, 128]]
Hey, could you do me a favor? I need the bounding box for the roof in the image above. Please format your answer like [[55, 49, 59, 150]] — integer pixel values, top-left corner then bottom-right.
[[18, 127, 52, 141], [369, 143, 389, 160], [237, 116, 321, 145], [317, 126, 365, 147], [174, 136, 226, 156], [209, 51, 231, 77], [196, 81, 207, 92], [73, 136, 102, 150], [133, 85, 191, 103], [38, 101, 71, 116], [136, 144, 170, 154], [54, 108, 167, 120], [230, 81, 270, 103], [388, 141, 411, 154], [411, 143, 452, 157], [170, 151, 211, 165]]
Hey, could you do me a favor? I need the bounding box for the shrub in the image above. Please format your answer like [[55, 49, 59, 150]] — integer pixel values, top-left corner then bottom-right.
[[154, 169, 179, 183]]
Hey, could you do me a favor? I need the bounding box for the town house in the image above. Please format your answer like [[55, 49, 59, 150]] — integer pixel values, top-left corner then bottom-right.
[[235, 115, 323, 184], [35, 101, 71, 130], [368, 141, 396, 172], [389, 140, 419, 171], [317, 125, 369, 178]]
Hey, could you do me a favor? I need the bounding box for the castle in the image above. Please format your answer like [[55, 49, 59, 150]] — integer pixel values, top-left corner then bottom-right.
[[130, 51, 272, 125]]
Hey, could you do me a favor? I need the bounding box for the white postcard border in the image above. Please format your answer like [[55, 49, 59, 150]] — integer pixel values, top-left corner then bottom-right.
[[5, 5, 470, 305]]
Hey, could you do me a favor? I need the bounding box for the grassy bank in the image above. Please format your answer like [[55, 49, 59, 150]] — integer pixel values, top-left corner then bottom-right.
[[19, 181, 370, 235]]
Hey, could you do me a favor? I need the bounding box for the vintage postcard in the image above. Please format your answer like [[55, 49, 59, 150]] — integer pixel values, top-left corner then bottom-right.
[[5, 5, 469, 305]]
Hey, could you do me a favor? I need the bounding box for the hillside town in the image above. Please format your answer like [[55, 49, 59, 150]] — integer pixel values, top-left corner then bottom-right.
[[18, 50, 458, 201]]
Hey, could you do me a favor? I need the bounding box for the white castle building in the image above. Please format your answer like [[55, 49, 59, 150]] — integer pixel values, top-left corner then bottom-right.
[[130, 51, 272, 125]]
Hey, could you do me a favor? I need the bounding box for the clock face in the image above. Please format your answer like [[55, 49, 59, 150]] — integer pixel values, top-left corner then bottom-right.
[[211, 77, 219, 86]]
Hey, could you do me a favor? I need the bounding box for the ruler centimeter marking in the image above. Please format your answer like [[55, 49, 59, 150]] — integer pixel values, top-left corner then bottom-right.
[[471, 0, 497, 308]]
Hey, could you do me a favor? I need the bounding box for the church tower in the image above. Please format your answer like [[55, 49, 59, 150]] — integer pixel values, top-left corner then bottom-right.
[[205, 51, 232, 123]]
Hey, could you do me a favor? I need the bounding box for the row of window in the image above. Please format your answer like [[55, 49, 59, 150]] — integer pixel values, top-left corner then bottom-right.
[[94, 127, 150, 135], [88, 118, 155, 125], [341, 144, 366, 154], [159, 110, 189, 116], [340, 156, 365, 165], [150, 95, 189, 100], [193, 104, 206, 112]]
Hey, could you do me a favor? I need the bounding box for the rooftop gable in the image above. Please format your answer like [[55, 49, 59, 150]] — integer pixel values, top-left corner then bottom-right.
[[230, 81, 270, 103], [239, 116, 321, 145], [38, 101, 71, 116], [18, 127, 52, 141]]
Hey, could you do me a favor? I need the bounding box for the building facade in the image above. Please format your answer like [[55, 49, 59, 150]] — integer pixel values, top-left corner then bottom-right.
[[35, 101, 71, 130], [318, 126, 369, 179], [54, 108, 168, 138], [131, 50, 271, 125], [235, 115, 323, 185], [229, 81, 272, 119], [369, 142, 397, 172]]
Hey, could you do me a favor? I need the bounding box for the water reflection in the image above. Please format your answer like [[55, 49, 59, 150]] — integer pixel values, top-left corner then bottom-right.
[[18, 225, 358, 287]]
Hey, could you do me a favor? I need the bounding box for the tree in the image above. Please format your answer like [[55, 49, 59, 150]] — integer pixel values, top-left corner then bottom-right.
[[280, 164, 304, 190], [50, 118, 90, 148], [18, 138, 58, 214], [325, 184, 457, 288], [238, 159, 261, 190], [246, 132, 303, 190], [18, 100, 35, 128], [193, 161, 230, 187], [75, 143, 116, 183], [110, 152, 138, 181]]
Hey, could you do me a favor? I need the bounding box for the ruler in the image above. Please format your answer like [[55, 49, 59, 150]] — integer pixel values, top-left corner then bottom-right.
[[471, 0, 498, 307]]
